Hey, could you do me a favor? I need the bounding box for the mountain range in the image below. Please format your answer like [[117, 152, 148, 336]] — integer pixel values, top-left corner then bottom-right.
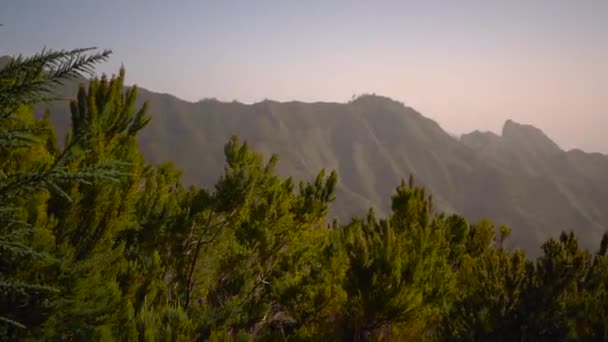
[[7, 55, 602, 255]]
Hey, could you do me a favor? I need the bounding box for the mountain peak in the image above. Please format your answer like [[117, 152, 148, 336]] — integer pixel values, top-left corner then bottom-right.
[[502, 119, 561, 153], [460, 130, 502, 150]]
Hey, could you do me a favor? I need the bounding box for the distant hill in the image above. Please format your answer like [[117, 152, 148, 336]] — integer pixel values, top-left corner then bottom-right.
[[35, 79, 608, 255]]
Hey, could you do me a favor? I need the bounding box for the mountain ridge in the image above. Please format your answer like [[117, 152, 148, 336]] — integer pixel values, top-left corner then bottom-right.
[[27, 76, 608, 255]]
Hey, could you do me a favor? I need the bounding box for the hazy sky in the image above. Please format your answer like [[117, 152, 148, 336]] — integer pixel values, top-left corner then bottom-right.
[[2, 1, 607, 152]]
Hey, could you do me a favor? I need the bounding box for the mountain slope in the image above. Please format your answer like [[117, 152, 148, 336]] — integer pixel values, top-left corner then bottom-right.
[[37, 82, 608, 254]]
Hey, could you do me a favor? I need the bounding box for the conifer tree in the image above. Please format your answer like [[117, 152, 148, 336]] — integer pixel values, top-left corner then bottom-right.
[[37, 67, 151, 339], [187, 137, 338, 339], [339, 178, 454, 341], [0, 48, 112, 334], [522, 232, 598, 340], [442, 234, 529, 341]]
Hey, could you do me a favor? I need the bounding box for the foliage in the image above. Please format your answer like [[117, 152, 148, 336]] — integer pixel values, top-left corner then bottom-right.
[[0, 48, 112, 334]]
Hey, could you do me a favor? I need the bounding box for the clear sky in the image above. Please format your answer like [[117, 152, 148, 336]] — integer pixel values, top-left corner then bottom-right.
[[2, 1, 607, 152]]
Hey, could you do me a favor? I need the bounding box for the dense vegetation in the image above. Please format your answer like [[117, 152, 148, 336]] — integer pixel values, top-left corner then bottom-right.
[[1, 49, 607, 341]]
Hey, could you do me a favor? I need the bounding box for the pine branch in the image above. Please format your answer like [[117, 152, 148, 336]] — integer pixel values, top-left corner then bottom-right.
[[0, 316, 25, 329], [0, 238, 50, 260], [0, 159, 130, 202], [0, 48, 112, 118], [0, 47, 101, 80], [0, 281, 58, 296], [47, 48, 112, 84], [0, 126, 46, 148], [0, 124, 129, 200]]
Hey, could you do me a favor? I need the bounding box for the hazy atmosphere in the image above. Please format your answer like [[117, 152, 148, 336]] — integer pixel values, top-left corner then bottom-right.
[[2, 0, 607, 152], [4, 1, 608, 340]]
